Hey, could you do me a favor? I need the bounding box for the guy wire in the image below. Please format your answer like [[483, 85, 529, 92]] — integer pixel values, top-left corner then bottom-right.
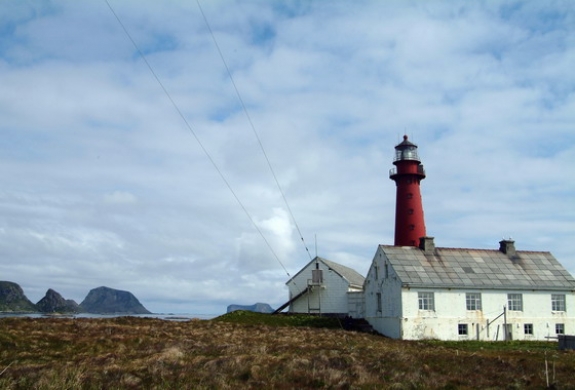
[[104, 0, 292, 277], [196, 0, 313, 261]]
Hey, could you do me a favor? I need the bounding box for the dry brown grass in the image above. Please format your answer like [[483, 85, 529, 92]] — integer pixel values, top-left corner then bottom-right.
[[0, 316, 574, 389]]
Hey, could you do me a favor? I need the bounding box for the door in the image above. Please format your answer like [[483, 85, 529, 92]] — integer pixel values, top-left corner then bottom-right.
[[505, 324, 513, 341], [307, 285, 321, 314]]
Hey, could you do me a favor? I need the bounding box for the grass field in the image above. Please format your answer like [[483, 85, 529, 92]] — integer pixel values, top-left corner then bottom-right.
[[0, 312, 574, 389]]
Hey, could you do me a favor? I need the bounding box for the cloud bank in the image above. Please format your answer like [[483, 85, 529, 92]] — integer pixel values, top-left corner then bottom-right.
[[0, 0, 573, 314]]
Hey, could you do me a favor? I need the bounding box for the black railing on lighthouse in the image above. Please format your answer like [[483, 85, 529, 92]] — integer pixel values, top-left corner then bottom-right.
[[389, 165, 426, 177]]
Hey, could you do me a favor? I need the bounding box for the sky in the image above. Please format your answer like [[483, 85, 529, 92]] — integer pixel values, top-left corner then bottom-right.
[[0, 0, 574, 315]]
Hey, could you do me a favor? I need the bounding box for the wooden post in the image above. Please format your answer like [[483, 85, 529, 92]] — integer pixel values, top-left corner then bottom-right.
[[503, 306, 507, 341], [476, 323, 480, 341]]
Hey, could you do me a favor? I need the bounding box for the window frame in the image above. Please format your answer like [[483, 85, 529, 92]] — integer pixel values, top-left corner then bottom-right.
[[466, 292, 482, 311], [418, 292, 435, 311], [556, 323, 565, 335], [458, 323, 468, 336], [524, 323, 533, 335], [507, 293, 523, 311], [552, 294, 566, 312]]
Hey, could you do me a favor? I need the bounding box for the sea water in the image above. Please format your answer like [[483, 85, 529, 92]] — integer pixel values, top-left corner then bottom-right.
[[0, 312, 217, 320]]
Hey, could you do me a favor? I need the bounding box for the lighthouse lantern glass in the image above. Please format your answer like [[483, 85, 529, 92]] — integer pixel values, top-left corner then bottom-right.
[[396, 146, 418, 161]]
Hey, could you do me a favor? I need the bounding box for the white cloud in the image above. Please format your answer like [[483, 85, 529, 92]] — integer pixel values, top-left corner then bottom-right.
[[103, 191, 137, 205], [0, 0, 573, 314]]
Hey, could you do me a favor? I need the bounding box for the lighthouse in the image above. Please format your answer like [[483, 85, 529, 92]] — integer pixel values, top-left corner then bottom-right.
[[389, 135, 426, 246]]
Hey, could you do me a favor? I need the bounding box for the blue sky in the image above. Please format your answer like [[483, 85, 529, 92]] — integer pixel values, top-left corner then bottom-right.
[[0, 0, 574, 315]]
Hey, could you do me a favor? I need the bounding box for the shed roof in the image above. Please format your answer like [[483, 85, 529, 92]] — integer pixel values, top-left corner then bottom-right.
[[286, 257, 365, 289], [380, 245, 575, 291]]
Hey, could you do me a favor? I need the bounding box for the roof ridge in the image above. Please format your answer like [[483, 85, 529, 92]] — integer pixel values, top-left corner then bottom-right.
[[379, 244, 551, 254]]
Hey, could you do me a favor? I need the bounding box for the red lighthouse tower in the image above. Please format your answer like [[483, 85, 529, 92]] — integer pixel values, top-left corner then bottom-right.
[[389, 135, 426, 246]]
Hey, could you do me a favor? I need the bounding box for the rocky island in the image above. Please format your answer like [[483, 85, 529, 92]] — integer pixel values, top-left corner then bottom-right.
[[0, 281, 150, 314], [80, 286, 151, 314], [36, 288, 82, 313], [227, 302, 274, 313], [0, 281, 37, 312]]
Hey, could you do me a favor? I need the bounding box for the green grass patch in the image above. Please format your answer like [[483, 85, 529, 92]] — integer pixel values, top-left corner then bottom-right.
[[211, 311, 342, 328]]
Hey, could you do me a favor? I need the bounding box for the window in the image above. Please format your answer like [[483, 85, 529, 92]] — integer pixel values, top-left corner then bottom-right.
[[384, 263, 389, 279], [556, 323, 565, 335], [374, 266, 378, 280], [408, 208, 414, 215], [524, 324, 533, 335], [508, 294, 523, 311], [377, 293, 382, 312], [552, 294, 566, 311], [418, 292, 435, 311], [458, 324, 468, 335], [466, 293, 482, 311], [312, 269, 323, 284], [406, 193, 413, 199]]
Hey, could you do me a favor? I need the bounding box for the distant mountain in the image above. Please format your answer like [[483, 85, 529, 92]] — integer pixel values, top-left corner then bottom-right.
[[0, 281, 37, 312], [227, 302, 274, 314], [80, 286, 151, 314], [36, 289, 82, 313]]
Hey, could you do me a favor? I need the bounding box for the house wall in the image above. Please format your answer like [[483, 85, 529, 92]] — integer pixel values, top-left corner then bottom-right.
[[363, 247, 404, 338], [288, 261, 352, 315], [401, 288, 575, 340], [347, 291, 364, 318]]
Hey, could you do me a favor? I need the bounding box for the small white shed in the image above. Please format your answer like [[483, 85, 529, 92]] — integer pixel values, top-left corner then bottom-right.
[[279, 257, 364, 316]]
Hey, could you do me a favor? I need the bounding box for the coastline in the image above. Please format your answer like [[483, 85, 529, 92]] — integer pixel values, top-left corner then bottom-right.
[[0, 312, 217, 320]]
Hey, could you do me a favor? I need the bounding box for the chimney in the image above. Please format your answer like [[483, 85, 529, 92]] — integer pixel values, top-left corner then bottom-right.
[[419, 236, 435, 255], [499, 239, 516, 257]]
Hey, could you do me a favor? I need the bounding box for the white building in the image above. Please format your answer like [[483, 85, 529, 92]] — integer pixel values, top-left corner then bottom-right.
[[363, 237, 575, 340], [278, 257, 364, 316], [278, 137, 575, 340]]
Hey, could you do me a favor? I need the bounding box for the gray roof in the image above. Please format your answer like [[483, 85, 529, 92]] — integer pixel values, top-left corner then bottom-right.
[[287, 257, 365, 289], [321, 258, 365, 289], [381, 245, 575, 291]]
